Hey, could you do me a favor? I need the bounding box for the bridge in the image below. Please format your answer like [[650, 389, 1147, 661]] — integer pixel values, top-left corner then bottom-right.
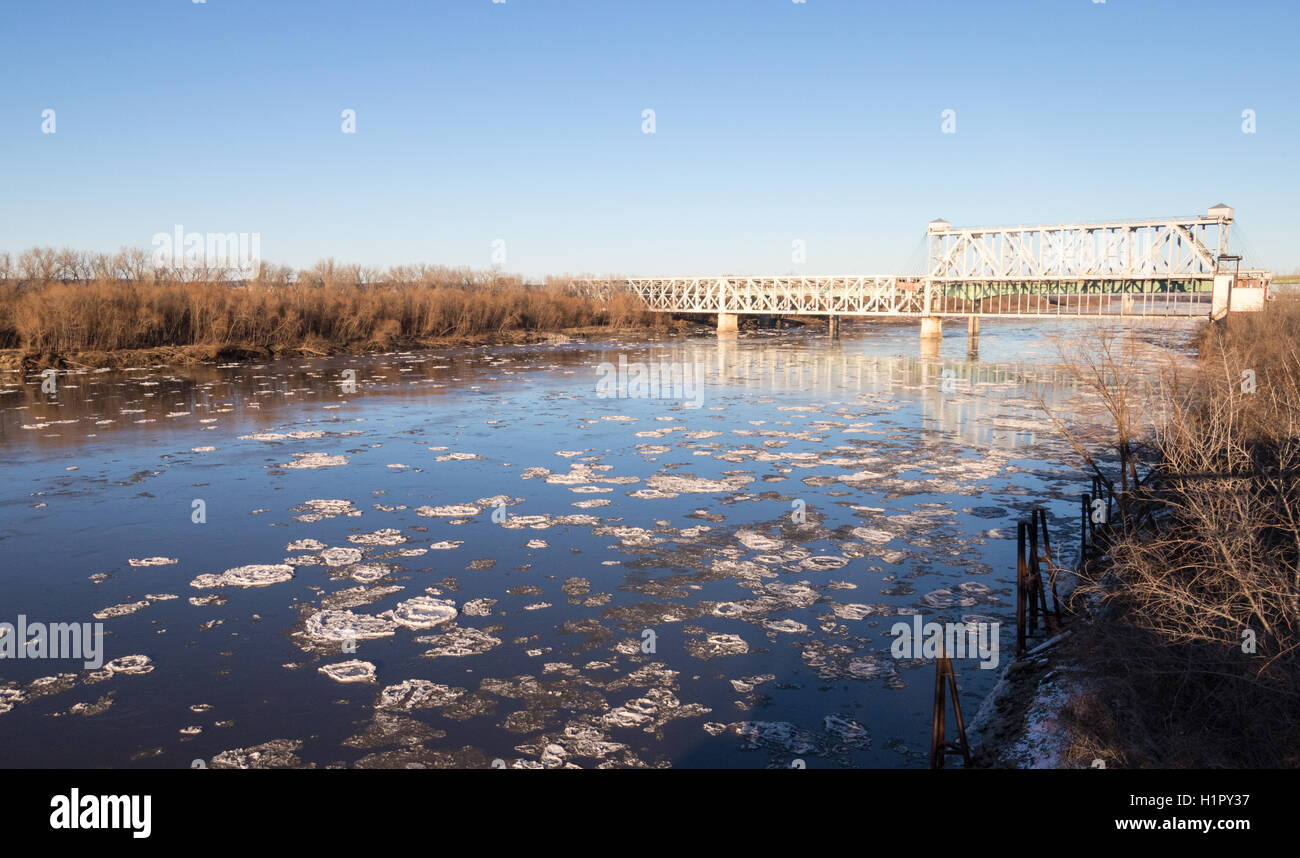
[[583, 204, 1273, 339]]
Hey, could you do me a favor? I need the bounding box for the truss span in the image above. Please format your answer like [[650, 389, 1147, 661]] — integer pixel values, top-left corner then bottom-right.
[[581, 207, 1272, 319], [621, 276, 928, 315], [606, 275, 1223, 318]]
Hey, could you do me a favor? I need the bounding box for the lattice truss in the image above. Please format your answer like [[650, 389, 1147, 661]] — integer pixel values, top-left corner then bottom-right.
[[927, 216, 1229, 284], [621, 276, 929, 315], [576, 213, 1250, 318]]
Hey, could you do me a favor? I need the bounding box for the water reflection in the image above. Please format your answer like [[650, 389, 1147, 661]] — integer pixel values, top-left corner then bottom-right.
[[0, 320, 1193, 768]]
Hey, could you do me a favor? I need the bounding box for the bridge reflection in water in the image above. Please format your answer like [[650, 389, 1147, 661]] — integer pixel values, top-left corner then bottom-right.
[[625, 336, 1090, 452]]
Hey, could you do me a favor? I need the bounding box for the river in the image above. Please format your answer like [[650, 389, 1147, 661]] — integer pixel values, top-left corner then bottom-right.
[[0, 318, 1195, 768]]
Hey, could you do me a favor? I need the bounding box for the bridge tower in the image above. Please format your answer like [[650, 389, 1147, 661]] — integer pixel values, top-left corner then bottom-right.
[[921, 218, 950, 347]]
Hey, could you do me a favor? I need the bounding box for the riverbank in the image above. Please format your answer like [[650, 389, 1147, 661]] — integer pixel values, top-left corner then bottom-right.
[[968, 627, 1084, 768], [0, 263, 672, 365], [0, 322, 714, 372], [972, 297, 1300, 769]]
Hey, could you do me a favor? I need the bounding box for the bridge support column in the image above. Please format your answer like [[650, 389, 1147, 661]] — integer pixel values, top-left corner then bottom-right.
[[1211, 274, 1233, 320], [828, 315, 840, 340], [919, 316, 942, 357], [717, 312, 739, 335], [967, 315, 979, 359]]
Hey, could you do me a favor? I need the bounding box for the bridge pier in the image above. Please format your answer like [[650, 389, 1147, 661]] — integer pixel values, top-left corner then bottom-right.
[[919, 316, 942, 357], [828, 315, 841, 340], [967, 315, 979, 358], [717, 312, 739, 335]]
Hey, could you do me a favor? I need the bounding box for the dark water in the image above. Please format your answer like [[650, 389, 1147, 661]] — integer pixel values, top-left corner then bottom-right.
[[0, 319, 1193, 768]]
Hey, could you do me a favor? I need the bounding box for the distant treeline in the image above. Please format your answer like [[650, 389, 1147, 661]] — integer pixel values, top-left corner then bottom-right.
[[0, 248, 656, 355]]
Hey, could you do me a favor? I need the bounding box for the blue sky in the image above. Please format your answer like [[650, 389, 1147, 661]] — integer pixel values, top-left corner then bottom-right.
[[2, 0, 1296, 277]]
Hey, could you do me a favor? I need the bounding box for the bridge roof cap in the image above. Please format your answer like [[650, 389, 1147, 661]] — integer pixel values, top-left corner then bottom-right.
[[1208, 203, 1234, 219], [928, 218, 951, 232]]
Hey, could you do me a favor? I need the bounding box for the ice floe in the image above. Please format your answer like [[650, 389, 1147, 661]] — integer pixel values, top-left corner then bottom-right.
[[318, 660, 377, 684], [128, 557, 178, 567], [303, 610, 398, 642], [385, 597, 458, 629], [190, 564, 294, 589], [280, 452, 348, 469]]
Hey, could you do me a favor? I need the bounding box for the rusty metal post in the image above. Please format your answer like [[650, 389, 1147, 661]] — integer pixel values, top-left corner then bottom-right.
[[1081, 488, 1092, 564], [930, 658, 946, 769], [1082, 491, 1094, 558], [1016, 520, 1028, 656], [1027, 517, 1041, 636], [1036, 507, 1061, 618], [930, 655, 972, 769]]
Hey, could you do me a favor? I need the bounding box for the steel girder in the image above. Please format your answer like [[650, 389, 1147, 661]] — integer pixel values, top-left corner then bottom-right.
[[578, 275, 1218, 317], [926, 216, 1230, 283], [617, 276, 928, 315], [571, 212, 1259, 318]]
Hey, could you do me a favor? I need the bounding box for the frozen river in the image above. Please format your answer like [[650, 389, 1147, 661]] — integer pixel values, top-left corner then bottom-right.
[[0, 319, 1193, 768]]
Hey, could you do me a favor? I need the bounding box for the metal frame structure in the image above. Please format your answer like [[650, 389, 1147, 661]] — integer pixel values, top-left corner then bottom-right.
[[620, 275, 926, 315], [927, 214, 1230, 285], [604, 274, 1216, 318], [580, 208, 1268, 319]]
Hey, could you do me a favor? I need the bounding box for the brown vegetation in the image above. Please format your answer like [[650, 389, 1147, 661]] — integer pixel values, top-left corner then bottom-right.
[[0, 247, 661, 361], [1050, 298, 1300, 767]]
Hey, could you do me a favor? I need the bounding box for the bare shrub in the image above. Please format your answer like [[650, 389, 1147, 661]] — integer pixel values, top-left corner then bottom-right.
[[2, 250, 658, 354], [1046, 299, 1300, 767]]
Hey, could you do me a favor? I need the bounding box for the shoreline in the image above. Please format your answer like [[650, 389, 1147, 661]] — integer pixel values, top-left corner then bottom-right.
[[0, 322, 704, 373], [968, 623, 1086, 768], [0, 315, 918, 373]]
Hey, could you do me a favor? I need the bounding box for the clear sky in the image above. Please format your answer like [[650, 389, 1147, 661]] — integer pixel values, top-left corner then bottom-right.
[[2, 0, 1297, 278]]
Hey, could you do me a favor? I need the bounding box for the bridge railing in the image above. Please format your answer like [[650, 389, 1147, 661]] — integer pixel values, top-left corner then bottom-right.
[[926, 279, 1214, 317]]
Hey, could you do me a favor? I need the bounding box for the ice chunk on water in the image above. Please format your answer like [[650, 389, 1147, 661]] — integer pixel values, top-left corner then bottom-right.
[[685, 633, 749, 659], [318, 660, 377, 684], [416, 504, 480, 517], [105, 655, 154, 675], [319, 547, 363, 566], [348, 529, 406, 546], [93, 601, 149, 619], [377, 679, 465, 711], [190, 564, 294, 589], [210, 739, 303, 769], [280, 452, 348, 469], [304, 610, 398, 642], [386, 597, 458, 629]]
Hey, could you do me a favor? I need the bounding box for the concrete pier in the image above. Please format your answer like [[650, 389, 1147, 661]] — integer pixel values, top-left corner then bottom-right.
[[828, 315, 841, 340], [717, 312, 738, 335], [920, 316, 943, 339], [967, 315, 979, 358]]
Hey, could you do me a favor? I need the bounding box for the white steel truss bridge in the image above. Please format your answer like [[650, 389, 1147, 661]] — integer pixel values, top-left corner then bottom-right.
[[581, 206, 1272, 323]]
